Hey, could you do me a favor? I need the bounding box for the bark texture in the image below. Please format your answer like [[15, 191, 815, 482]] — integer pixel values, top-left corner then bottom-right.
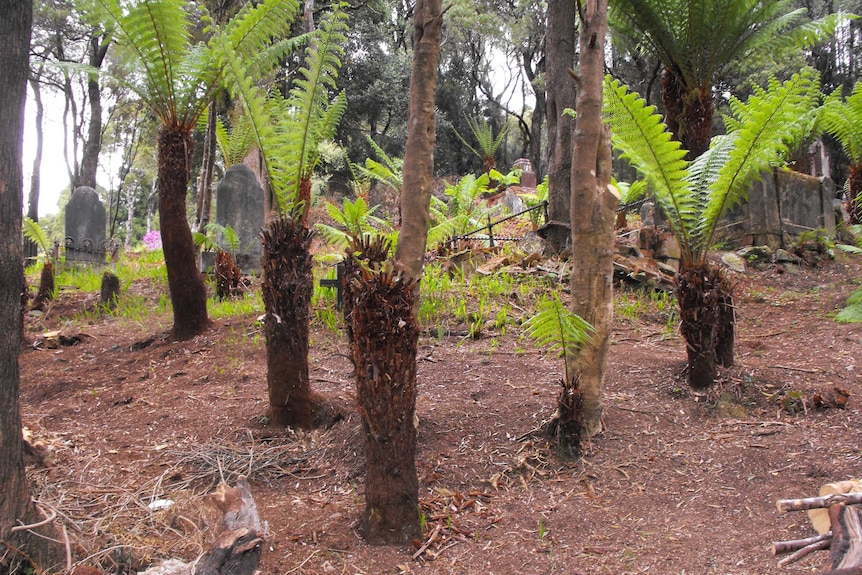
[[566, 0, 615, 441], [543, 0, 578, 253], [676, 263, 724, 389], [662, 70, 713, 160], [848, 164, 861, 225], [0, 0, 63, 569], [348, 253, 421, 546], [261, 217, 316, 429], [215, 250, 241, 301], [194, 102, 218, 235], [158, 126, 210, 340], [393, 0, 443, 282]]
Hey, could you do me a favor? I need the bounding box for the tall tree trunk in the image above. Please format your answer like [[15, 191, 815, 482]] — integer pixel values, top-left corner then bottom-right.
[[565, 0, 615, 446], [394, 0, 443, 281], [260, 217, 316, 429], [348, 245, 421, 546], [25, 69, 44, 260], [0, 0, 63, 568], [157, 125, 209, 340], [78, 35, 109, 189], [676, 263, 722, 389], [194, 102, 218, 234], [543, 0, 578, 252], [357, 0, 442, 547], [530, 89, 546, 182]]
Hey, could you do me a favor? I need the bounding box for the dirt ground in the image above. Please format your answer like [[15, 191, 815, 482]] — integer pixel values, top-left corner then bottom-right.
[[18, 252, 862, 575]]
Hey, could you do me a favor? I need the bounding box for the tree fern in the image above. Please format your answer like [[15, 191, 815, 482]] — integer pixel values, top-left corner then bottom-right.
[[522, 295, 595, 382], [316, 196, 387, 249]]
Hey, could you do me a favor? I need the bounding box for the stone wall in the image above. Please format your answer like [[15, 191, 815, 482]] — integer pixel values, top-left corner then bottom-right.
[[715, 168, 838, 249]]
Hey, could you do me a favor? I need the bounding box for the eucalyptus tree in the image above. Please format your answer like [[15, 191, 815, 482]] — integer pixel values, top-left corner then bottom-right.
[[610, 0, 847, 159], [91, 0, 300, 339], [0, 0, 64, 568], [604, 69, 820, 388]]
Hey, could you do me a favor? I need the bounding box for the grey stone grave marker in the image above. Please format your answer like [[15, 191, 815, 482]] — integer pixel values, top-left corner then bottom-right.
[[65, 186, 107, 263]]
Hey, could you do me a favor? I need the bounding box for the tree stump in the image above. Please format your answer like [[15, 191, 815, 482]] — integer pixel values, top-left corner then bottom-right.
[[100, 271, 120, 310], [195, 476, 263, 575]]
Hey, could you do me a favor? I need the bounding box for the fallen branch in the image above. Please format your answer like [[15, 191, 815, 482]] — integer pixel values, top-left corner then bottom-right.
[[777, 538, 831, 567], [772, 531, 832, 555], [777, 493, 862, 513], [413, 522, 442, 560]]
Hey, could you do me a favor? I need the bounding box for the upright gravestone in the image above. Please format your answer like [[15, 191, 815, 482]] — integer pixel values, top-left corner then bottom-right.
[[513, 158, 537, 188], [65, 186, 106, 263], [213, 163, 265, 273]]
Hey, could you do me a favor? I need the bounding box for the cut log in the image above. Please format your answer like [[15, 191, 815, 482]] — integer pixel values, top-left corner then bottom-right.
[[776, 538, 832, 567], [830, 504, 862, 571], [194, 476, 264, 575], [777, 493, 862, 513]]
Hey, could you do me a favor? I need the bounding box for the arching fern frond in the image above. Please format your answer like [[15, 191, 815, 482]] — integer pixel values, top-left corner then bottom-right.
[[271, 4, 349, 213], [603, 76, 697, 257], [698, 68, 820, 255], [819, 82, 862, 164], [23, 217, 52, 256]]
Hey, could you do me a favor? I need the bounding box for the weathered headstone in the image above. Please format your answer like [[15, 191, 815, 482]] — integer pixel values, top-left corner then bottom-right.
[[208, 164, 265, 274], [514, 158, 537, 188], [65, 186, 106, 263]]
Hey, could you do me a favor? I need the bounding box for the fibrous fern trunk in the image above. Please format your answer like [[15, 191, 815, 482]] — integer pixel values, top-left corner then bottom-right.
[[676, 263, 724, 389], [849, 164, 862, 225], [662, 70, 713, 160], [348, 255, 421, 546], [261, 217, 316, 429], [158, 126, 209, 340]]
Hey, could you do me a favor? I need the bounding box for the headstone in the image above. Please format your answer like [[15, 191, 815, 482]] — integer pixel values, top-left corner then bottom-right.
[[514, 158, 537, 188], [64, 186, 106, 263], [211, 164, 265, 274]]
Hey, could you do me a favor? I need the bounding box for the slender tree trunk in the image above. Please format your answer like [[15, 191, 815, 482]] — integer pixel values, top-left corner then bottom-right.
[[158, 125, 209, 340], [530, 90, 546, 182], [348, 245, 421, 546], [194, 102, 218, 234], [394, 0, 443, 281], [543, 0, 578, 252], [0, 0, 63, 568], [25, 70, 44, 260], [124, 179, 136, 249], [565, 0, 615, 446], [79, 35, 109, 189], [260, 217, 316, 429], [676, 263, 722, 389]]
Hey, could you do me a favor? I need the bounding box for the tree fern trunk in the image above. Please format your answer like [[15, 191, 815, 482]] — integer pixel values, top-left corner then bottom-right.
[[348, 260, 421, 546], [715, 283, 736, 368], [662, 70, 714, 161], [261, 217, 316, 429], [676, 264, 722, 389], [158, 125, 209, 340], [848, 163, 862, 225]]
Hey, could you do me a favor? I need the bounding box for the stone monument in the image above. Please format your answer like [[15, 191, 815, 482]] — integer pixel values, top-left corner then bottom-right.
[[65, 186, 107, 263]]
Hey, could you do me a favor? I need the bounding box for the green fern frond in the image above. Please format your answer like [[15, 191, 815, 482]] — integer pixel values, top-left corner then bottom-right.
[[455, 116, 508, 161], [522, 295, 595, 376], [602, 76, 697, 256], [820, 83, 862, 163], [23, 217, 52, 255], [271, 4, 349, 213], [836, 287, 862, 323], [698, 69, 820, 255]]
